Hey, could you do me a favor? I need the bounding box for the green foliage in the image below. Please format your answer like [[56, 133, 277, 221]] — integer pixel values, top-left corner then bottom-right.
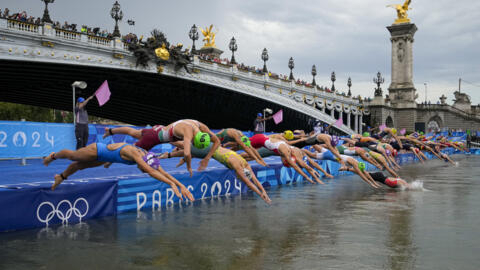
[[0, 102, 68, 123]]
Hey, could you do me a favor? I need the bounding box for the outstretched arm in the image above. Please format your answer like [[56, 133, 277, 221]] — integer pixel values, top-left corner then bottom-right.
[[134, 155, 185, 200], [282, 153, 315, 184], [77, 95, 94, 109], [233, 134, 267, 166], [198, 124, 220, 171], [306, 156, 333, 179]]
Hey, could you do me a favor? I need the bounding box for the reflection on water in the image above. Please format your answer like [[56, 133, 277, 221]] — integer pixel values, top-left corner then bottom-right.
[[0, 156, 479, 269]]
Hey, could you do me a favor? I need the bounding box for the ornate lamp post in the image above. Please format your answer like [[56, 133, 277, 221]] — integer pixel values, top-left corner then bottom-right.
[[261, 48, 269, 74], [347, 77, 352, 96], [41, 0, 55, 24], [311, 65, 317, 86], [189, 24, 199, 55], [229, 37, 237, 64], [330, 71, 336, 92], [288, 57, 295, 80], [373, 71, 385, 97], [110, 1, 123, 38]]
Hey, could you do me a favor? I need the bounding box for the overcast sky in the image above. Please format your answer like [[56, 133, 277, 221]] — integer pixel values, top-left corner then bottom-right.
[[3, 0, 480, 104]]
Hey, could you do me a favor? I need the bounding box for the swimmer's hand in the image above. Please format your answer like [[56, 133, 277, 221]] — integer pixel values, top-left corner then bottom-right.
[[180, 185, 195, 202], [176, 158, 185, 168], [306, 177, 315, 184], [325, 173, 334, 179], [158, 153, 169, 159], [170, 184, 183, 201], [258, 160, 268, 167], [198, 158, 209, 172], [103, 162, 112, 168], [261, 192, 272, 205]]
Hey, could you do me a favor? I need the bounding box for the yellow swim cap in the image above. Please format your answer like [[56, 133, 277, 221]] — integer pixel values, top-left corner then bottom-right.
[[284, 130, 294, 140], [391, 128, 397, 135]]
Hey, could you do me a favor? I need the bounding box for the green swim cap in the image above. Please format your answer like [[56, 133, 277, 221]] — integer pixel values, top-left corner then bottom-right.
[[241, 136, 251, 147], [194, 132, 210, 149], [358, 162, 366, 172], [363, 132, 370, 137]]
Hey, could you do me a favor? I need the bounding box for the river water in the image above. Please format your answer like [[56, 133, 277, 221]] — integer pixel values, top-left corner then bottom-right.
[[0, 155, 479, 270]]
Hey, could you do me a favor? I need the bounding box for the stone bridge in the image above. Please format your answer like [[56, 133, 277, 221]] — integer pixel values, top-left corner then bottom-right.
[[0, 18, 369, 134]]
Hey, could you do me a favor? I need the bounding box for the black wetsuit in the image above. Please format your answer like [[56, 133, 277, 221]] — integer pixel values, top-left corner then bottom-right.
[[369, 172, 388, 184], [354, 141, 376, 148], [292, 135, 320, 149], [371, 131, 388, 140]]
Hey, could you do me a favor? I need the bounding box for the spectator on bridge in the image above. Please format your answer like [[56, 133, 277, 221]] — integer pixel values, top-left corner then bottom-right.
[[75, 95, 95, 149], [253, 113, 273, 134]]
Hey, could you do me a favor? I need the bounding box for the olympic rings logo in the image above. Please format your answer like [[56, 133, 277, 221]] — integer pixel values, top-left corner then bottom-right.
[[36, 198, 89, 226]]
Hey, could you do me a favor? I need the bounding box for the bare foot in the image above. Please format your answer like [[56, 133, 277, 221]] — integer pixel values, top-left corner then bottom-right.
[[103, 127, 112, 139], [43, 152, 55, 167], [51, 174, 64, 191], [104, 162, 112, 168]]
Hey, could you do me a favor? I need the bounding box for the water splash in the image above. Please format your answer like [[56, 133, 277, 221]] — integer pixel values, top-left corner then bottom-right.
[[404, 180, 428, 191], [455, 162, 459, 167]]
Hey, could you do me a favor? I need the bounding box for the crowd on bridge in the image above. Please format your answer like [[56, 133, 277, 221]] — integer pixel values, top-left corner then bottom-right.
[[42, 116, 468, 204], [1, 7, 114, 38], [0, 8, 41, 24]]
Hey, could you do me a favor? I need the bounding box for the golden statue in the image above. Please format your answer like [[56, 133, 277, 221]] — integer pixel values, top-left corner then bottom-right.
[[155, 43, 170, 61], [199, 25, 217, 48], [387, 0, 412, 24]]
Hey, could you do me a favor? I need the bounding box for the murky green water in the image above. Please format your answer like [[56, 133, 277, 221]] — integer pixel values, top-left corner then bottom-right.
[[1, 155, 479, 270]]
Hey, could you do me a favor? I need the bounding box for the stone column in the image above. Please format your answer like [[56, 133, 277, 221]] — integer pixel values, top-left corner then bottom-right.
[[387, 23, 418, 108], [330, 108, 334, 118], [347, 112, 351, 129], [354, 114, 358, 134], [359, 114, 363, 134], [340, 110, 343, 123]]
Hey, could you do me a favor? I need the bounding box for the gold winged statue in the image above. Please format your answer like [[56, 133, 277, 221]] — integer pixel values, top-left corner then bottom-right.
[[199, 25, 217, 48], [387, 0, 412, 24]]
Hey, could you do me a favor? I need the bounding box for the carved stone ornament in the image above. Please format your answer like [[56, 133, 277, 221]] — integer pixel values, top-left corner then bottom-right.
[[397, 41, 405, 62]]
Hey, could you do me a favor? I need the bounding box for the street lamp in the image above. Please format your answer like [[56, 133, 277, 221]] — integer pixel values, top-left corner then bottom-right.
[[41, 0, 55, 24], [330, 71, 336, 92], [263, 108, 273, 132], [288, 57, 294, 80], [189, 24, 199, 55], [347, 77, 352, 96], [229, 37, 237, 64], [424, 82, 427, 104], [110, 1, 123, 38], [373, 71, 385, 97], [71, 81, 87, 125], [261, 48, 269, 74], [311, 65, 317, 86]]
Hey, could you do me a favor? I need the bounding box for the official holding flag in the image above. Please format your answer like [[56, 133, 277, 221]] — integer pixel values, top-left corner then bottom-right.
[[75, 95, 94, 149], [75, 80, 111, 149]]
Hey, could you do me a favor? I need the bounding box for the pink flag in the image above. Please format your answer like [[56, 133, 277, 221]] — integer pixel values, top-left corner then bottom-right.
[[400, 128, 406, 135], [272, 109, 283, 124], [379, 124, 387, 131], [334, 118, 343, 127], [95, 80, 111, 106]]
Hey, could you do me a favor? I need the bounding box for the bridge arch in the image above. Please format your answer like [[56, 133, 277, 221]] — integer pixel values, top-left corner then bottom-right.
[[427, 115, 443, 133], [385, 116, 394, 127]]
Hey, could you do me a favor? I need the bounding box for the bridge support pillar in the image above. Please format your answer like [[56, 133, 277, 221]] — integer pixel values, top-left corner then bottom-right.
[[359, 114, 363, 134], [330, 108, 334, 119], [347, 112, 351, 129], [354, 114, 358, 133], [340, 111, 343, 124]]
